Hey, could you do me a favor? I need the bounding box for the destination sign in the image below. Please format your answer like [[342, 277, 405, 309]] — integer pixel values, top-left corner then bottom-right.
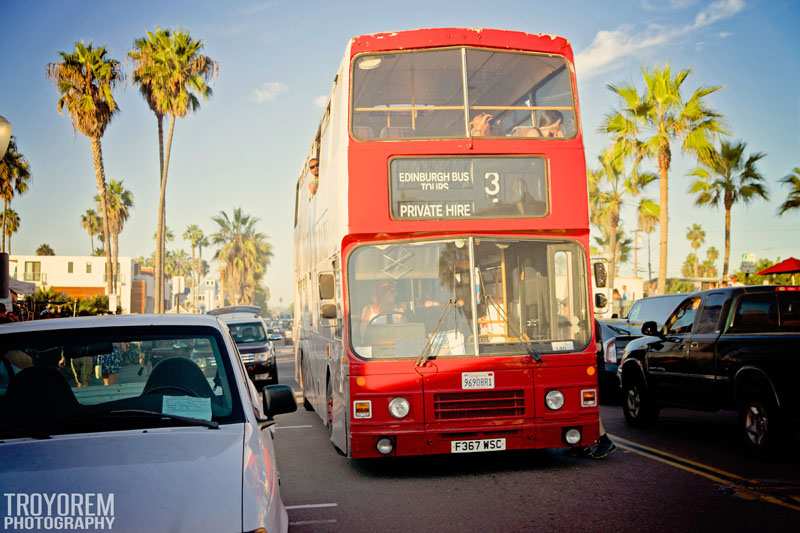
[[390, 157, 548, 220]]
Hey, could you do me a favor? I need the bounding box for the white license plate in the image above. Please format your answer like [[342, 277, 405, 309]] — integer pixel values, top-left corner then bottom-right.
[[462, 371, 494, 390], [255, 373, 271, 380], [451, 438, 506, 454]]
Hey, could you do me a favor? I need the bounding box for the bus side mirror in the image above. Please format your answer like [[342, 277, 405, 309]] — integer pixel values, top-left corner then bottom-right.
[[595, 293, 607, 309], [320, 303, 338, 319], [593, 262, 607, 288]]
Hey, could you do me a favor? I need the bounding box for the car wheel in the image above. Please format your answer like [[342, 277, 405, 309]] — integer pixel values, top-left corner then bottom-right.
[[740, 396, 783, 455], [622, 376, 658, 427]]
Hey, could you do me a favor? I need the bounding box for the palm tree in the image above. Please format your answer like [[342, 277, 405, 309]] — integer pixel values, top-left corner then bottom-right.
[[635, 198, 659, 280], [130, 30, 218, 313], [47, 42, 123, 296], [80, 208, 103, 255], [2, 209, 20, 254], [153, 227, 174, 243], [36, 243, 55, 256], [689, 140, 768, 283], [96, 180, 133, 294], [0, 137, 32, 253], [686, 224, 705, 252], [588, 149, 657, 289], [779, 167, 800, 215], [212, 208, 273, 305], [602, 65, 725, 294], [183, 224, 205, 312]]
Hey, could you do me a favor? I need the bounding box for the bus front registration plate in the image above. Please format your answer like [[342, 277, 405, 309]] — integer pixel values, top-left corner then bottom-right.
[[462, 371, 494, 390], [451, 438, 507, 453]]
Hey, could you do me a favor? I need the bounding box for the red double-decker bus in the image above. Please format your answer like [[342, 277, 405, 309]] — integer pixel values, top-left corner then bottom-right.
[[293, 28, 600, 458]]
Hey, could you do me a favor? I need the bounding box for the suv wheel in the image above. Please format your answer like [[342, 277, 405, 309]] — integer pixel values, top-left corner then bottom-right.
[[622, 376, 658, 427]]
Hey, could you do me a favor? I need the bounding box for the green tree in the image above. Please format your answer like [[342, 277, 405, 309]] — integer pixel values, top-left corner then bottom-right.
[[635, 198, 659, 280], [47, 42, 122, 296], [183, 224, 206, 312], [96, 180, 133, 294], [681, 252, 699, 278], [689, 140, 768, 283], [778, 167, 800, 215], [1, 209, 20, 253], [80, 208, 103, 255], [36, 243, 55, 256], [588, 149, 656, 289], [602, 65, 724, 294], [212, 208, 273, 305], [130, 30, 217, 313], [0, 137, 32, 253]]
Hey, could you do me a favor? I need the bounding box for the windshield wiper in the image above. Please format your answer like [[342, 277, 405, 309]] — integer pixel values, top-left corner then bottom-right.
[[106, 409, 219, 429], [415, 298, 455, 367]]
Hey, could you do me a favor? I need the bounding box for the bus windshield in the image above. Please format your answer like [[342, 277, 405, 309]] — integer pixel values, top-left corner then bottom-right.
[[348, 238, 589, 359], [352, 47, 577, 140]]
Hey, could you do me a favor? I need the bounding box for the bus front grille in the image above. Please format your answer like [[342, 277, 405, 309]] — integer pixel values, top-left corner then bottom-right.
[[433, 390, 525, 420]]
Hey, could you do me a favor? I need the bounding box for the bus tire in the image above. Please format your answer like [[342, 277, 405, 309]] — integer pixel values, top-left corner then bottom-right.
[[326, 374, 333, 439], [621, 372, 658, 427], [300, 354, 314, 411]]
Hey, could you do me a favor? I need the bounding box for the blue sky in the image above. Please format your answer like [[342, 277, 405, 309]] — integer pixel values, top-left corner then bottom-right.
[[1, 0, 798, 306]]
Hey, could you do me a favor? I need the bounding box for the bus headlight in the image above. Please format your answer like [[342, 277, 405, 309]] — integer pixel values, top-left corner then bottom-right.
[[545, 390, 565, 410], [388, 397, 410, 419]]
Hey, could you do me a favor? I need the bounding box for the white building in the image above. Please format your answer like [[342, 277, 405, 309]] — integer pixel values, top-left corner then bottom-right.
[[9, 255, 136, 313]]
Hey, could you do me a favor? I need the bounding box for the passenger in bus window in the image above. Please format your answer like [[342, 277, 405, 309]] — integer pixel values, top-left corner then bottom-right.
[[511, 110, 564, 138], [469, 113, 494, 136], [308, 158, 319, 195]]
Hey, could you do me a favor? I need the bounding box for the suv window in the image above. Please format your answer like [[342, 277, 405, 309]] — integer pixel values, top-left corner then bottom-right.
[[777, 291, 800, 330], [665, 297, 701, 335], [628, 295, 685, 326], [729, 293, 778, 333], [695, 292, 727, 334]]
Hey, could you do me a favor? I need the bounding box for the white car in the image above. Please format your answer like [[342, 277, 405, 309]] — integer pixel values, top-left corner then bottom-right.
[[0, 315, 295, 533]]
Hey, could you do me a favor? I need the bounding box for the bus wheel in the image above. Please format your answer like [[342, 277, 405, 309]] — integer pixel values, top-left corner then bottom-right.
[[326, 377, 334, 439], [300, 356, 313, 411]]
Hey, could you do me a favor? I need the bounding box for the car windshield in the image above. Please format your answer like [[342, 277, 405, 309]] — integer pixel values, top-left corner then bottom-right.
[[347, 237, 589, 359], [228, 322, 267, 343], [0, 326, 243, 439], [627, 295, 686, 326]]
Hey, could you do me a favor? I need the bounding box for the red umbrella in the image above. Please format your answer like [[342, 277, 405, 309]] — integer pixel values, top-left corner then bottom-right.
[[756, 257, 800, 275]]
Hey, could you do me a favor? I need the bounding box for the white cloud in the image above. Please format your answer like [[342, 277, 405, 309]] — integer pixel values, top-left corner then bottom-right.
[[718, 31, 733, 38], [251, 82, 287, 103], [313, 95, 328, 109], [642, 0, 699, 10], [576, 0, 745, 79], [693, 0, 745, 28]]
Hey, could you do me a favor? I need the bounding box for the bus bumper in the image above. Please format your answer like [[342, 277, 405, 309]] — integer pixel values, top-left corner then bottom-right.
[[349, 415, 600, 458]]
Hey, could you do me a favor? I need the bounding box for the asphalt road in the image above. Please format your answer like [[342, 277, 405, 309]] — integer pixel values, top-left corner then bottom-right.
[[270, 345, 800, 532]]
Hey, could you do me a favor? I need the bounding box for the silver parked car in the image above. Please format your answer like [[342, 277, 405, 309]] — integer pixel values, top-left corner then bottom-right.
[[0, 315, 295, 533]]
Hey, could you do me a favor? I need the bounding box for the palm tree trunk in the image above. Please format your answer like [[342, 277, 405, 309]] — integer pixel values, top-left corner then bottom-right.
[[90, 233, 95, 256], [2, 199, 8, 253], [90, 137, 114, 296], [153, 114, 165, 312], [190, 245, 197, 313], [657, 146, 671, 294], [113, 230, 120, 298], [723, 201, 732, 284], [608, 218, 619, 293], [156, 115, 176, 313]]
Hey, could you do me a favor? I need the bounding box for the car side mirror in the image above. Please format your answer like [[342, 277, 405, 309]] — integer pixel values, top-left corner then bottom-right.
[[641, 321, 661, 337], [263, 384, 297, 418], [595, 293, 607, 309], [320, 303, 338, 319], [593, 262, 607, 288]]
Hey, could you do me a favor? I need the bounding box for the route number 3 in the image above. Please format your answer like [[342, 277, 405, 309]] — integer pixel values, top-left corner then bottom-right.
[[484, 172, 500, 202]]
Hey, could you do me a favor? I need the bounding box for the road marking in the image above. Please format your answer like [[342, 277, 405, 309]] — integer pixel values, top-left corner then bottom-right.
[[285, 503, 338, 510], [274, 425, 313, 430], [609, 434, 800, 513], [289, 519, 338, 526]]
